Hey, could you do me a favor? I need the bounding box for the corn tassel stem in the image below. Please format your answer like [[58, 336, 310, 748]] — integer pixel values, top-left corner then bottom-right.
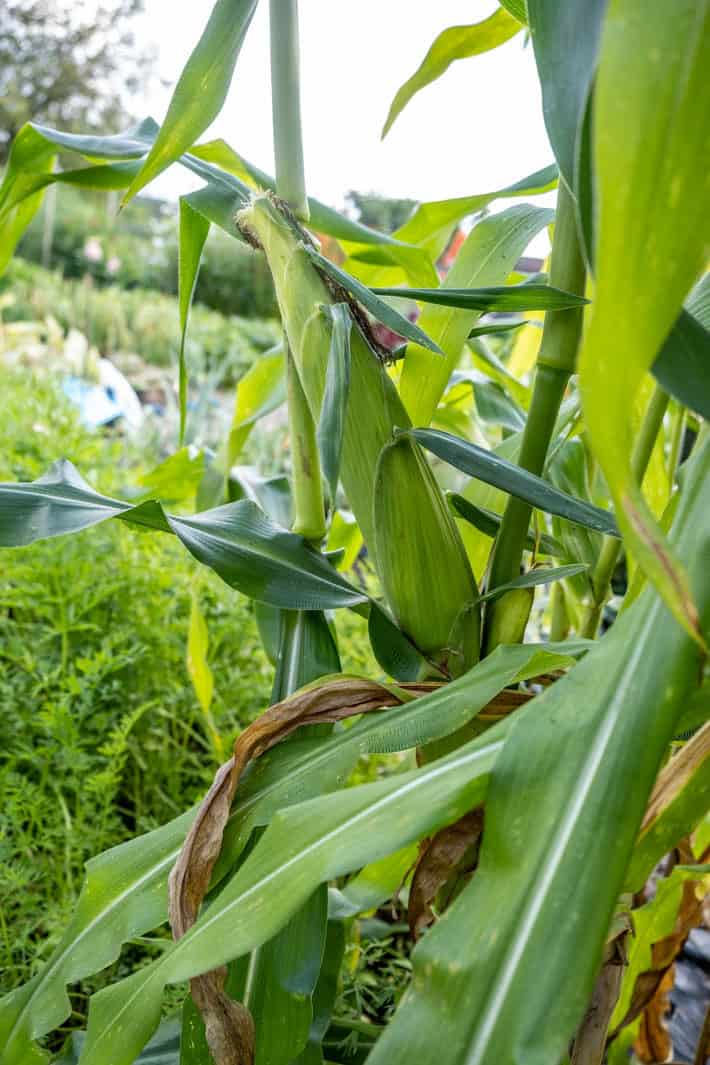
[[483, 182, 586, 651], [269, 0, 309, 220], [286, 342, 326, 543], [580, 384, 669, 638]]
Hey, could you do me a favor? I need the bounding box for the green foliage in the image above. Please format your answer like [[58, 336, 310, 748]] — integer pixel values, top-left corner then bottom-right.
[[0, 370, 271, 1020], [0, 259, 279, 381], [0, 5, 709, 1065], [14, 184, 279, 319]]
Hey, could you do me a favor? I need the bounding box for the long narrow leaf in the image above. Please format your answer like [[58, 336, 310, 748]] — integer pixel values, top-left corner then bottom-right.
[[0, 462, 365, 610], [368, 429, 710, 1065], [178, 199, 210, 444], [317, 305, 352, 503], [0, 643, 577, 1065], [382, 9, 521, 137], [302, 246, 442, 354], [122, 0, 258, 204], [399, 205, 555, 425], [413, 428, 619, 536], [372, 283, 587, 313]]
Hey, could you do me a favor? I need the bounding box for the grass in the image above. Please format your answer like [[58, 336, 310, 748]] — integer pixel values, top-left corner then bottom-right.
[[0, 367, 387, 1052], [0, 370, 274, 1010]]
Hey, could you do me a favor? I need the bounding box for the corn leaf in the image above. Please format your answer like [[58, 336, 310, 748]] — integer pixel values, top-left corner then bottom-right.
[[0, 461, 365, 610], [372, 283, 587, 313], [652, 274, 710, 421], [393, 164, 557, 259], [0, 642, 576, 1065], [302, 246, 442, 354], [77, 736, 503, 1065], [122, 0, 258, 204], [317, 305, 352, 504], [527, 0, 606, 190], [178, 199, 210, 444], [499, 0, 527, 22], [413, 428, 619, 536], [381, 8, 522, 138], [368, 430, 710, 1065], [399, 205, 554, 426], [578, 0, 710, 644], [476, 564, 587, 603], [448, 493, 566, 559], [190, 139, 409, 249]]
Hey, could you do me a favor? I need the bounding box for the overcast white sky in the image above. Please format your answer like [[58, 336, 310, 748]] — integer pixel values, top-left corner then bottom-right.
[[137, 1, 555, 249]]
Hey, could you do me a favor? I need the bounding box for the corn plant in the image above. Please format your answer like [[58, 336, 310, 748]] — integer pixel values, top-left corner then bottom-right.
[[1, 1, 709, 1064]]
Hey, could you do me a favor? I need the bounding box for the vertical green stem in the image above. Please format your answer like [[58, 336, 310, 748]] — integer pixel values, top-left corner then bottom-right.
[[483, 182, 586, 650], [667, 400, 686, 485], [580, 384, 669, 638], [287, 343, 326, 542], [269, 0, 309, 219]]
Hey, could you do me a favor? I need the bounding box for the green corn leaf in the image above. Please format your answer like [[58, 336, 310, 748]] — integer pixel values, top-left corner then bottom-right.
[[302, 246, 443, 354], [381, 8, 522, 138], [467, 320, 528, 341], [393, 164, 557, 260], [624, 721, 710, 893], [367, 429, 710, 1065], [653, 274, 710, 421], [372, 283, 587, 313], [77, 737, 503, 1065], [578, 0, 710, 645], [224, 345, 287, 470], [242, 886, 329, 1065], [0, 461, 365, 610], [292, 915, 346, 1065], [270, 608, 341, 705], [190, 138, 409, 248], [317, 305, 353, 504], [413, 428, 619, 536], [499, 0, 527, 22], [139, 447, 205, 506], [476, 564, 588, 603], [0, 124, 56, 274], [448, 493, 567, 559], [58, 1019, 181, 1064], [336, 845, 419, 919], [177, 199, 210, 445], [527, 0, 606, 191], [611, 864, 710, 1036], [367, 601, 430, 682], [399, 205, 555, 426], [325, 510, 362, 572], [122, 0, 258, 204], [0, 642, 577, 1065]]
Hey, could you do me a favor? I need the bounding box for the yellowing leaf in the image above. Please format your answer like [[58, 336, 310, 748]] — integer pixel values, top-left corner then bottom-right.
[[187, 590, 222, 759], [578, 0, 710, 644]]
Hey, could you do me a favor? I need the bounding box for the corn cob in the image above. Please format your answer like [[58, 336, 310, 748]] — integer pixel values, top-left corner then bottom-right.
[[374, 434, 480, 676]]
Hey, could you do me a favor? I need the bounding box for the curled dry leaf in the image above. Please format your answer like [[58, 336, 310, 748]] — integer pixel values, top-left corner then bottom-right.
[[168, 675, 427, 1065], [409, 808, 485, 939], [635, 965, 675, 1064]]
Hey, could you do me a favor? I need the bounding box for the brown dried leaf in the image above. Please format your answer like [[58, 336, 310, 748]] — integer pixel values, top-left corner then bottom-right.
[[635, 965, 675, 1063], [408, 809, 484, 939], [639, 722, 710, 840], [168, 675, 417, 1065]]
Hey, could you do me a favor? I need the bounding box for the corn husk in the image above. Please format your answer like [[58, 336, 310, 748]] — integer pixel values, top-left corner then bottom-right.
[[374, 434, 480, 676]]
